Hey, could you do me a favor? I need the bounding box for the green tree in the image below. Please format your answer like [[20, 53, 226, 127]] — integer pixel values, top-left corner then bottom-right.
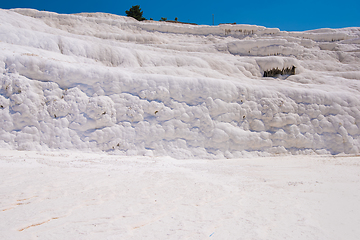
[[125, 5, 146, 21], [160, 17, 167, 21]]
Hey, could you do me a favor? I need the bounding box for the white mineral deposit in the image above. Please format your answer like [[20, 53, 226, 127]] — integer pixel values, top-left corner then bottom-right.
[[0, 8, 360, 239]]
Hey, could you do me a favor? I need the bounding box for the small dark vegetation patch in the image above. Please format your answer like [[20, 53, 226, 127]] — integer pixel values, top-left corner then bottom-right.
[[264, 66, 296, 77]]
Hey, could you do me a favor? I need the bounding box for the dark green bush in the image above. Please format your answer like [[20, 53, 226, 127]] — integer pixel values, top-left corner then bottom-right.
[[125, 5, 146, 21]]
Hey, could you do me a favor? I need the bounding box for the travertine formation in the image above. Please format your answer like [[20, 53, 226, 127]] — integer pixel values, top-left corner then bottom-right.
[[1, 9, 360, 158]]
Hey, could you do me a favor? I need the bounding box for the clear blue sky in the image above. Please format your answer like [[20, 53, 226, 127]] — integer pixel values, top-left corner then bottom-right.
[[2, 0, 359, 31]]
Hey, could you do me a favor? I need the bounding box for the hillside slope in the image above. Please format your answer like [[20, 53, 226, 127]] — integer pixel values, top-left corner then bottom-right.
[[1, 8, 360, 158]]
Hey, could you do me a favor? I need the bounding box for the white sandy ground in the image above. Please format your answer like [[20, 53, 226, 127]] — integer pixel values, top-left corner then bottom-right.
[[0, 149, 359, 239]]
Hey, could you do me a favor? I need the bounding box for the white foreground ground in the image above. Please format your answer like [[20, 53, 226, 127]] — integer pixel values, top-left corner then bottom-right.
[[1, 149, 359, 239]]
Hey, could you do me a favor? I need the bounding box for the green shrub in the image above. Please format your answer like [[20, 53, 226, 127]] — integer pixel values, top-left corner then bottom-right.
[[125, 5, 146, 21]]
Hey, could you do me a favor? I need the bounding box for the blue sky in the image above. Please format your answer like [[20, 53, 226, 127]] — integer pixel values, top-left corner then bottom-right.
[[2, 0, 359, 31]]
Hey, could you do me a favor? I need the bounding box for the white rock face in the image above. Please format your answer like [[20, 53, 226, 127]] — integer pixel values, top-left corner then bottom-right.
[[1, 8, 360, 158]]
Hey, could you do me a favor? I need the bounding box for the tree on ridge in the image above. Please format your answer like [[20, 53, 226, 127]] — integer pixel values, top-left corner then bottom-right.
[[125, 5, 146, 21]]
